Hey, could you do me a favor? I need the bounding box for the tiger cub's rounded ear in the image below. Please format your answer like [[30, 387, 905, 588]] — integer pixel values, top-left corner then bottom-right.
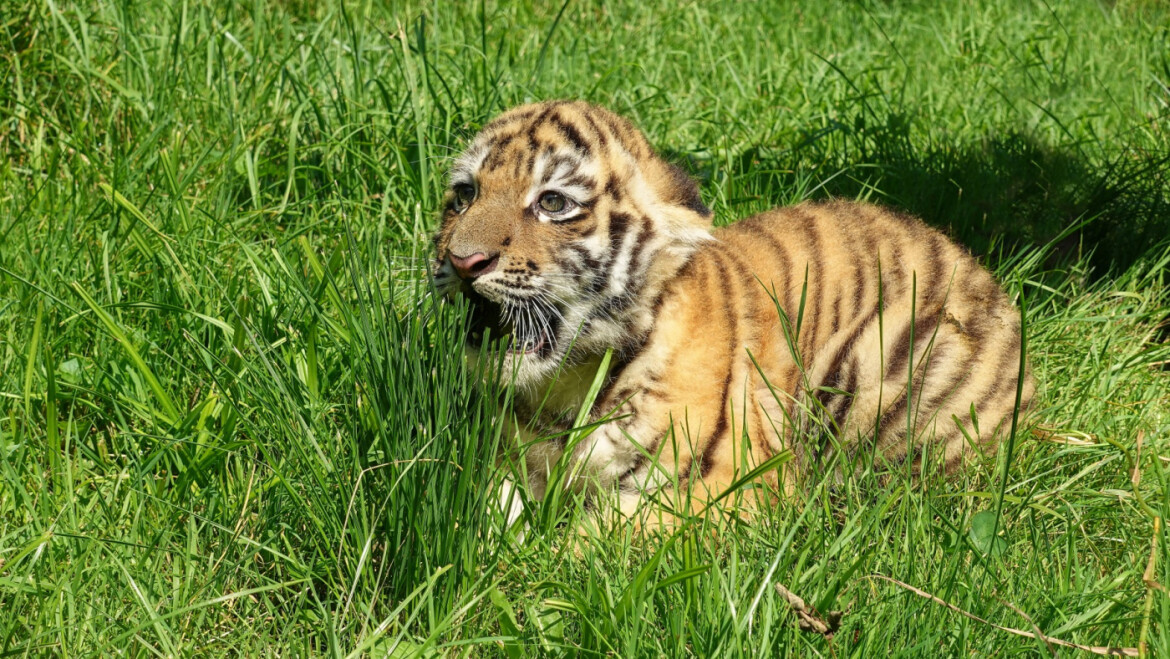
[[662, 161, 711, 218]]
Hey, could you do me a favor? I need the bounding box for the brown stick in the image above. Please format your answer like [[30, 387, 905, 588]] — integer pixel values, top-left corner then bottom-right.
[[774, 582, 842, 639], [1132, 430, 1145, 488], [1143, 517, 1162, 592]]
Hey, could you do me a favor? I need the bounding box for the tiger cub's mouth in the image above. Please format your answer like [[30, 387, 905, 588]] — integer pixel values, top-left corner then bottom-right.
[[464, 289, 561, 359]]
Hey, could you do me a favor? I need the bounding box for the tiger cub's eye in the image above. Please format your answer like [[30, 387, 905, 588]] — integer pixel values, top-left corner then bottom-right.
[[538, 192, 567, 213], [452, 184, 475, 211]]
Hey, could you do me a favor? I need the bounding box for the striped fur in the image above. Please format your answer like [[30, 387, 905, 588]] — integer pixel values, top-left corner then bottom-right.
[[432, 101, 1034, 524]]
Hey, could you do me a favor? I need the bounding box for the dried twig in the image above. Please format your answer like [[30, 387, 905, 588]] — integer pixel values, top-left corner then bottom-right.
[[1032, 426, 1099, 446], [1132, 430, 1145, 488], [996, 597, 1057, 659], [1140, 517, 1163, 656], [774, 582, 843, 639], [1143, 517, 1162, 592], [867, 574, 1138, 656]]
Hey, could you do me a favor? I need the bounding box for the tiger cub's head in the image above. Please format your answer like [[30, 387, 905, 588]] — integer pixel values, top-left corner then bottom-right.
[[433, 101, 712, 388]]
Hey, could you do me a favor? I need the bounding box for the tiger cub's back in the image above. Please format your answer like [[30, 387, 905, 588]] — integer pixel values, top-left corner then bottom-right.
[[706, 200, 1033, 478]]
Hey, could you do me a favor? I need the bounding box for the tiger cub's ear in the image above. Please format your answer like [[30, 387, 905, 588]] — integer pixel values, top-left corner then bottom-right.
[[641, 156, 713, 249], [662, 161, 712, 219]]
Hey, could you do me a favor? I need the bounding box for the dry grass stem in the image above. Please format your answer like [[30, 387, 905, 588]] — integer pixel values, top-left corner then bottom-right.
[[774, 582, 843, 639], [1131, 430, 1145, 487], [867, 574, 1139, 656], [1143, 517, 1162, 592]]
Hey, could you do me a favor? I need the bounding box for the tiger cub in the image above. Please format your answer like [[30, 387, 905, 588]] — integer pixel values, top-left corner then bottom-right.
[[432, 101, 1034, 525]]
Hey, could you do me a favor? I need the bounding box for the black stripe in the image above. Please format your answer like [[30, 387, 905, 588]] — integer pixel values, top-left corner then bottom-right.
[[830, 356, 862, 433], [813, 330, 856, 407], [746, 219, 794, 318], [614, 214, 651, 295], [664, 162, 710, 216], [612, 386, 636, 403], [594, 294, 634, 316], [618, 458, 646, 488], [596, 372, 631, 413], [482, 132, 517, 172], [839, 212, 869, 320], [700, 372, 732, 478], [539, 153, 577, 185], [531, 104, 556, 131], [562, 244, 597, 279], [566, 243, 596, 265], [556, 217, 595, 236], [629, 215, 656, 277], [608, 212, 633, 249], [831, 284, 844, 336], [598, 113, 628, 143], [712, 250, 740, 356], [604, 210, 634, 292], [649, 290, 668, 318], [975, 328, 1023, 415], [712, 243, 762, 324], [876, 389, 910, 442], [512, 149, 526, 178], [552, 211, 594, 226], [604, 175, 623, 202], [798, 212, 824, 356], [597, 337, 652, 405], [958, 273, 997, 346], [877, 329, 956, 445], [885, 308, 941, 382], [916, 352, 969, 427], [814, 305, 878, 431], [580, 110, 610, 148], [550, 111, 590, 155], [926, 233, 947, 302], [563, 175, 597, 191], [701, 252, 740, 478], [852, 251, 867, 314], [674, 258, 716, 485], [885, 241, 905, 301], [523, 107, 556, 173], [598, 211, 634, 297], [484, 108, 536, 132], [752, 399, 777, 461]]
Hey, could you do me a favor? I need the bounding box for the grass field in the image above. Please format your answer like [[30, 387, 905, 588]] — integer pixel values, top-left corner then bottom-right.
[[2, 0, 1169, 655]]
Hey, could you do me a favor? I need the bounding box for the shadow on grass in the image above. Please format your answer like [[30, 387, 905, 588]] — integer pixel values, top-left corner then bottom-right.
[[680, 117, 1170, 276]]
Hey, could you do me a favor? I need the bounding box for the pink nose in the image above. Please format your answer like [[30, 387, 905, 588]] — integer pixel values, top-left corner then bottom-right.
[[449, 252, 499, 279]]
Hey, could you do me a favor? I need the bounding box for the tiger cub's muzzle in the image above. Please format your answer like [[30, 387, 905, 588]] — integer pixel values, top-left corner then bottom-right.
[[454, 275, 563, 360]]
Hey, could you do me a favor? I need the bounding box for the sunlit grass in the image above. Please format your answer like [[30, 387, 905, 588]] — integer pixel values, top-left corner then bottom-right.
[[1, 0, 1167, 655]]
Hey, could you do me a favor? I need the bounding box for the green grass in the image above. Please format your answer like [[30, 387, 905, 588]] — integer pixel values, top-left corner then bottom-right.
[[1, 0, 1168, 655]]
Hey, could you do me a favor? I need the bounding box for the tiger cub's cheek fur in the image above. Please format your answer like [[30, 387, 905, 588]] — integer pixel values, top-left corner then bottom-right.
[[431, 101, 1033, 526]]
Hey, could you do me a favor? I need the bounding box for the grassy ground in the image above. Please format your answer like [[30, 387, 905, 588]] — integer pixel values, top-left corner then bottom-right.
[[1, 0, 1169, 655]]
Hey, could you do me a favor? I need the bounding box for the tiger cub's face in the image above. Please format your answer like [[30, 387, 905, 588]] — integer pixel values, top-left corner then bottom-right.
[[433, 101, 713, 388]]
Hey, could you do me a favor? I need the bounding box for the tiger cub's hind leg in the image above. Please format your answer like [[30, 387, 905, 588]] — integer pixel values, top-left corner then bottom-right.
[[822, 297, 1027, 477]]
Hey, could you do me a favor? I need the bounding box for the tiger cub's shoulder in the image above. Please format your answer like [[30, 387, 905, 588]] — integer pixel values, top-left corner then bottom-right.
[[712, 199, 997, 296], [717, 199, 946, 242]]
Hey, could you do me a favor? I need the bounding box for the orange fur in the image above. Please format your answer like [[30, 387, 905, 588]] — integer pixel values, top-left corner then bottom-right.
[[432, 101, 1034, 527]]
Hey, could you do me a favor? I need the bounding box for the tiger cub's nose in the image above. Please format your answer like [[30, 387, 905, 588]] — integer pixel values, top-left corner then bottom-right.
[[449, 251, 499, 280]]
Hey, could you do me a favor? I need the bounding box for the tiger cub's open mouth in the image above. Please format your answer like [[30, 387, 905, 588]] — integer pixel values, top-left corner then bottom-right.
[[464, 289, 561, 359]]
